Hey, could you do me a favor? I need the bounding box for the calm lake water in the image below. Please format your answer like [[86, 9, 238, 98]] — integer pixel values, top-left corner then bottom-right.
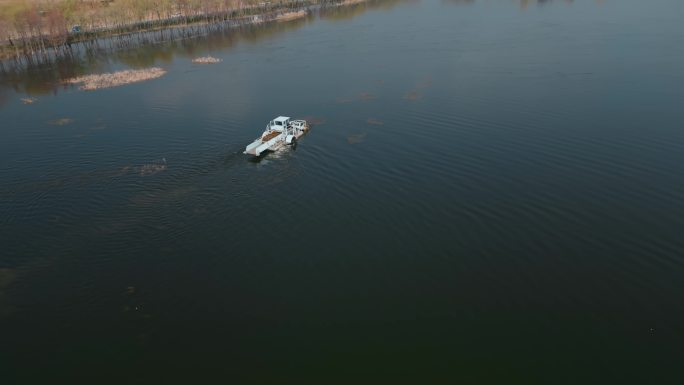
[[2, 0, 684, 383]]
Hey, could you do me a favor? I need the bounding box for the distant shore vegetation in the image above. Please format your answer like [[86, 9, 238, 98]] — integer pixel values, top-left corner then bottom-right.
[[0, 0, 354, 60]]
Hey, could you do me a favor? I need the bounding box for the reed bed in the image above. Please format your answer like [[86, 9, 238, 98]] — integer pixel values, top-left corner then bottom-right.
[[65, 68, 166, 91]]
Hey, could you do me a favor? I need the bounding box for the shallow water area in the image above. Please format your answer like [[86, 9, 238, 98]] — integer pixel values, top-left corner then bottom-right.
[[2, 0, 684, 383]]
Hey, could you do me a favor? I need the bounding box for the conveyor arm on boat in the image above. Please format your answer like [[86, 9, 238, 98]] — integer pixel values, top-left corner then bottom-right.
[[254, 135, 283, 156], [245, 140, 262, 155]]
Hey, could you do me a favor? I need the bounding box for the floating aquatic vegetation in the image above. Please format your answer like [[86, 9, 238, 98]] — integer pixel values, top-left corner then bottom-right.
[[21, 97, 37, 104], [139, 158, 167, 176], [192, 56, 222, 64], [347, 132, 367, 144], [367, 118, 384, 125], [404, 90, 422, 101], [49, 118, 74, 126], [276, 10, 308, 22], [65, 68, 167, 91]]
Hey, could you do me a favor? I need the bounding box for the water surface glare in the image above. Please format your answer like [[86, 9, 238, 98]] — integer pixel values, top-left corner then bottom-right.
[[2, 0, 684, 383]]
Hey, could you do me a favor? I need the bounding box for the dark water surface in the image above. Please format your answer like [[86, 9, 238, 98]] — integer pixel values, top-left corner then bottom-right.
[[2, 0, 684, 383]]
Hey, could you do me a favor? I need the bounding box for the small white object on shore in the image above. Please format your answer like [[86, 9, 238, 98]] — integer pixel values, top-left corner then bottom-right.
[[192, 56, 222, 64], [65, 68, 167, 91]]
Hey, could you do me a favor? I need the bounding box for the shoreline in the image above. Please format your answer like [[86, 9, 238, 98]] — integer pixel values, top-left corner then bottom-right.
[[0, 0, 371, 62]]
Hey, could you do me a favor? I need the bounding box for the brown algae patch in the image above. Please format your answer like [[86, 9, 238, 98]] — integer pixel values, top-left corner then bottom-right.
[[347, 132, 367, 144], [192, 56, 222, 64], [49, 118, 74, 126], [404, 90, 422, 101], [66, 68, 167, 91], [367, 118, 384, 125]]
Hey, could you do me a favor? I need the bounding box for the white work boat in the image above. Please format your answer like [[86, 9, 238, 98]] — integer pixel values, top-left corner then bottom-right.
[[244, 116, 309, 156]]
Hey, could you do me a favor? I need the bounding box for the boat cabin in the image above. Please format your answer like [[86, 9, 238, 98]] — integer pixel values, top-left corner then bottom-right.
[[269, 116, 291, 132]]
